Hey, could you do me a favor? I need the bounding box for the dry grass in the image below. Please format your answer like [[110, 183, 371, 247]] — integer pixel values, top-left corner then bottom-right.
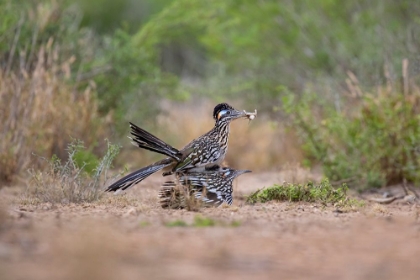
[[228, 116, 303, 171], [0, 40, 109, 184], [370, 204, 392, 216], [278, 163, 319, 183], [98, 194, 140, 208], [21, 140, 120, 205], [159, 183, 208, 211]]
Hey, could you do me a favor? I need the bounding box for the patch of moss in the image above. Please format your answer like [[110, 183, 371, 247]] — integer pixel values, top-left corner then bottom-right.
[[246, 178, 362, 208]]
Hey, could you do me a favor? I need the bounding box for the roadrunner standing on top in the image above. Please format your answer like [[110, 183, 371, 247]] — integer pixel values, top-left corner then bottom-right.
[[105, 103, 257, 192], [159, 167, 251, 208]]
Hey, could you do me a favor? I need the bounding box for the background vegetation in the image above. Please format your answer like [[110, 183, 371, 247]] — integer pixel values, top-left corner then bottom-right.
[[2, 0, 420, 190]]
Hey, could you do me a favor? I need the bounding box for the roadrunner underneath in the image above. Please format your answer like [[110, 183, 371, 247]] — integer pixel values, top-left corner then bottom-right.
[[159, 167, 251, 208]]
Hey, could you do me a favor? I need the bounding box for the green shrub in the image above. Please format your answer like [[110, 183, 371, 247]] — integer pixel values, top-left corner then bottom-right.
[[73, 148, 100, 175], [283, 79, 420, 189], [24, 140, 120, 204], [0, 0, 171, 138], [247, 179, 360, 207]]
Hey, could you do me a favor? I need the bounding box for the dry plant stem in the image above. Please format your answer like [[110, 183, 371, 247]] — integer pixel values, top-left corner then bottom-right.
[[23, 140, 120, 205], [0, 40, 108, 182], [403, 59, 409, 96], [330, 177, 357, 187], [402, 178, 420, 199], [6, 16, 24, 75], [366, 197, 398, 205]]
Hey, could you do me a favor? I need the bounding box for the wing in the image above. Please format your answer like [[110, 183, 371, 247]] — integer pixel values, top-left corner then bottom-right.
[[174, 140, 224, 172]]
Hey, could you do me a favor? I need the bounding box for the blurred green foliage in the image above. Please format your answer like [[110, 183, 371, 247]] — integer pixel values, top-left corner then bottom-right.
[[192, 215, 216, 227], [133, 0, 420, 111], [77, 0, 172, 33], [283, 84, 420, 189], [2, 0, 419, 125], [165, 220, 188, 227], [2, 0, 420, 188], [73, 148, 99, 175], [0, 0, 176, 134]]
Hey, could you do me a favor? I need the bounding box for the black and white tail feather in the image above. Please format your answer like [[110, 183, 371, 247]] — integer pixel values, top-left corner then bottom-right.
[[105, 160, 171, 192], [128, 122, 182, 161], [105, 123, 181, 192]]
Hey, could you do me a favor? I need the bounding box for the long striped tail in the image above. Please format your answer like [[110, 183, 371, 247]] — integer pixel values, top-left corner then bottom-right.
[[129, 122, 182, 161], [105, 160, 170, 192]]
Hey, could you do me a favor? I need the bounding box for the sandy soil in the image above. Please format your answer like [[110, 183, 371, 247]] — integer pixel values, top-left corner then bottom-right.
[[1, 171, 420, 280]]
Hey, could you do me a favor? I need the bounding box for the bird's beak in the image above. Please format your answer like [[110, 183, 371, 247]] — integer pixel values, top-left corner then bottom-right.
[[236, 170, 252, 176], [230, 109, 248, 120], [231, 109, 257, 121]]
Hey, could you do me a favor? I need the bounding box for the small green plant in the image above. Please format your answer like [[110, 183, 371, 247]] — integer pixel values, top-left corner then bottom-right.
[[165, 220, 188, 227], [164, 215, 239, 228], [73, 148, 100, 175], [192, 216, 216, 227], [230, 220, 241, 227], [246, 179, 360, 207], [25, 139, 120, 204]]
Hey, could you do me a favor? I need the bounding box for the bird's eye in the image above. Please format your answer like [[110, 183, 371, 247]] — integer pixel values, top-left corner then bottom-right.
[[218, 110, 229, 119]]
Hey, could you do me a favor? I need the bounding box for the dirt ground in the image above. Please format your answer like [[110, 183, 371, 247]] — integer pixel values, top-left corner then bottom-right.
[[1, 170, 420, 280]]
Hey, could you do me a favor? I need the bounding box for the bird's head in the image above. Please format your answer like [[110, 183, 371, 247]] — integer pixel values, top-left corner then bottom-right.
[[213, 103, 248, 124], [220, 167, 252, 179]]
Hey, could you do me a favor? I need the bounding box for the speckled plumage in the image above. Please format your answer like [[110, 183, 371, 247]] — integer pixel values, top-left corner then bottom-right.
[[105, 103, 249, 192], [159, 167, 251, 208]]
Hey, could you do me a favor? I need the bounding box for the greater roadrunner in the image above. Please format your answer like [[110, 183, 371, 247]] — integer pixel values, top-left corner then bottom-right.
[[105, 103, 257, 192], [159, 167, 251, 208]]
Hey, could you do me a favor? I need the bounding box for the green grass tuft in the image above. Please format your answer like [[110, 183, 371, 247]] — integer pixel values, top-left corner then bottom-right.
[[230, 220, 242, 227], [24, 139, 120, 205], [165, 220, 188, 227], [246, 178, 361, 208], [192, 216, 216, 227], [165, 215, 241, 228]]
